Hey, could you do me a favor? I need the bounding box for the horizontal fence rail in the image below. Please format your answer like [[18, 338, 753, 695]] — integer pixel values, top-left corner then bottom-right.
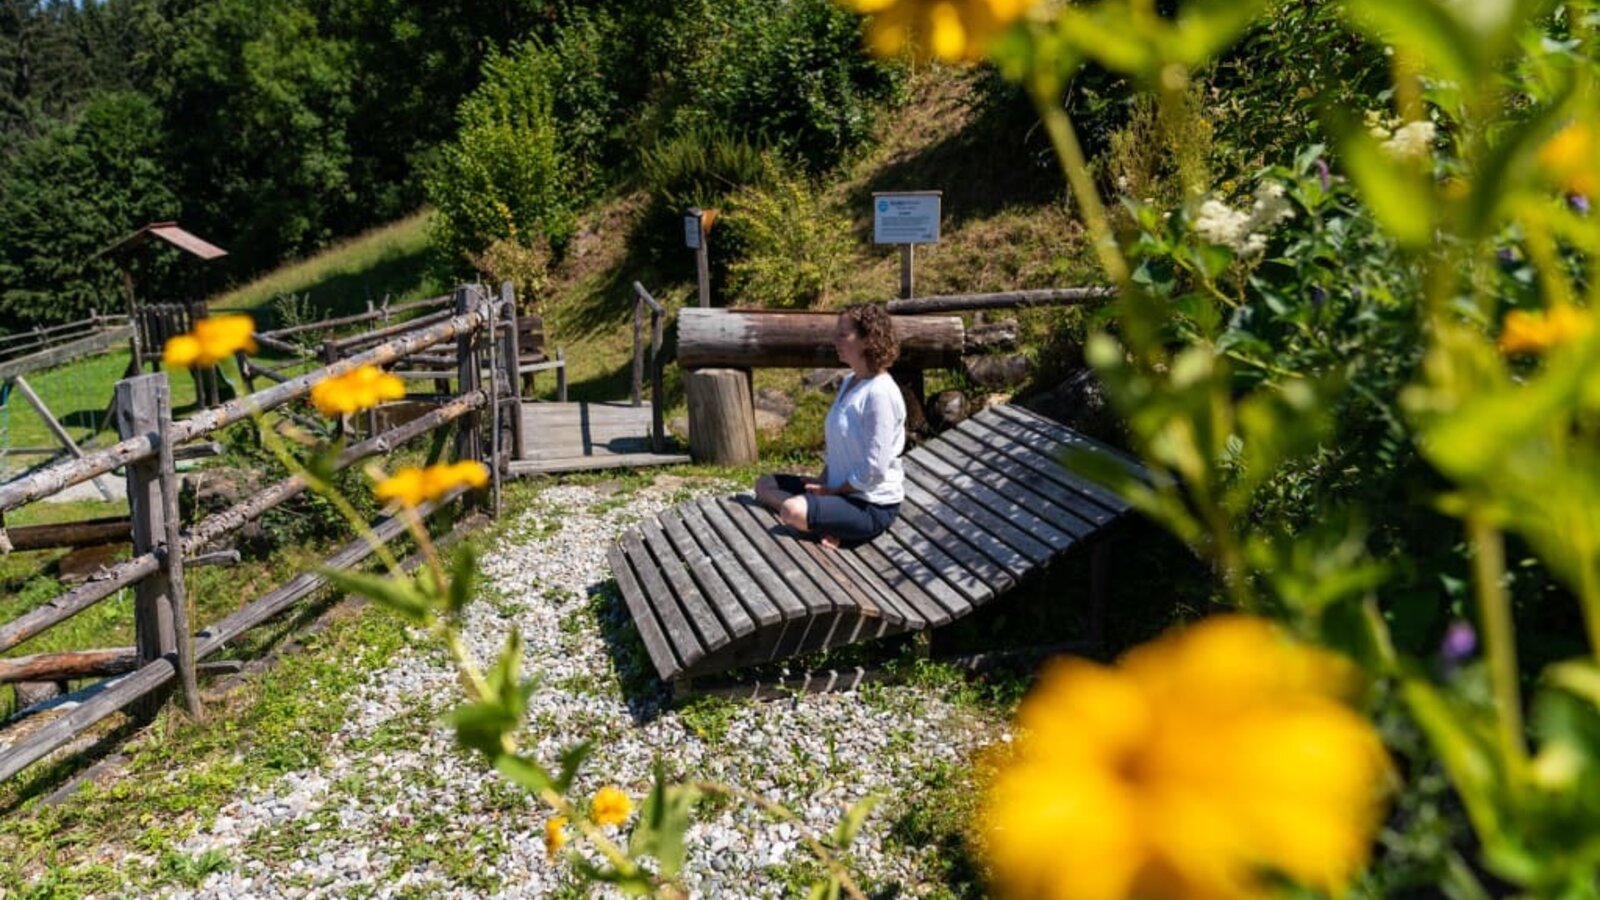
[[0, 283, 520, 784]]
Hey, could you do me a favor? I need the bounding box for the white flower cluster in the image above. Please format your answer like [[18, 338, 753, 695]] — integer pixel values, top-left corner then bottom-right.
[[1194, 181, 1295, 258], [1367, 111, 1436, 161]]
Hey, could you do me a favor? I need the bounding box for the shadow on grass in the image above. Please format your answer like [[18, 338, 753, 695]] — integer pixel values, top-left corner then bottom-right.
[[587, 576, 675, 723]]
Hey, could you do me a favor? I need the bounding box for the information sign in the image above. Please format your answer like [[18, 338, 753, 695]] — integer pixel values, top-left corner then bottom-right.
[[872, 192, 941, 245]]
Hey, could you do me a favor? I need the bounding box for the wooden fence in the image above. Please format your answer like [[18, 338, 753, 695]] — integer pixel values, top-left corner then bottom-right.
[[0, 283, 524, 783]]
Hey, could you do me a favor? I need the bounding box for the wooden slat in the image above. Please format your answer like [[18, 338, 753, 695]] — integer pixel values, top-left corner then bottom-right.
[[639, 520, 732, 652], [658, 510, 758, 638], [695, 498, 817, 659], [947, 418, 1123, 522], [902, 460, 1055, 564], [918, 438, 1098, 538], [900, 479, 1033, 581], [621, 532, 705, 669], [608, 543, 682, 680], [906, 447, 1076, 553], [872, 530, 966, 623], [985, 405, 1148, 484], [725, 498, 883, 653], [965, 413, 1133, 514], [891, 497, 1014, 595], [506, 454, 689, 475], [850, 542, 943, 627], [675, 502, 783, 628], [808, 540, 913, 631], [882, 518, 991, 608], [720, 496, 864, 650], [714, 498, 832, 616]]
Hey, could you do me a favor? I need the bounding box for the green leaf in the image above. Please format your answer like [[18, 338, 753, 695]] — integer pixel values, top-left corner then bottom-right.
[[1342, 0, 1483, 86], [454, 700, 517, 760], [555, 741, 594, 793], [1169, 0, 1272, 65], [570, 858, 656, 896], [1331, 115, 1436, 249], [494, 752, 553, 794], [446, 545, 477, 617], [1401, 677, 1505, 844], [807, 879, 841, 900], [1465, 92, 1576, 236], [831, 796, 879, 849], [319, 565, 433, 623], [630, 760, 698, 880]]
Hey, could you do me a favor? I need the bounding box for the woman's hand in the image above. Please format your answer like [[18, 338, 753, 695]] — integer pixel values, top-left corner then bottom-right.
[[804, 482, 833, 497]]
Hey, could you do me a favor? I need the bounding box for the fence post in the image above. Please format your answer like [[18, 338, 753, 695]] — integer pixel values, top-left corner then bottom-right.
[[632, 292, 643, 407], [650, 307, 665, 453], [453, 285, 483, 480], [116, 374, 177, 720], [156, 385, 202, 719], [485, 287, 502, 517], [499, 282, 526, 463]]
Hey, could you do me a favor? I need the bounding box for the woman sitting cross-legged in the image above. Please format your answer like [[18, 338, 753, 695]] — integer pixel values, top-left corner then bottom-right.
[[755, 303, 905, 548]]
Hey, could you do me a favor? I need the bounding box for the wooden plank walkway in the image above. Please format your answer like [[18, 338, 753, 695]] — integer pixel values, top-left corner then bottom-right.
[[609, 404, 1144, 681], [508, 401, 688, 475]]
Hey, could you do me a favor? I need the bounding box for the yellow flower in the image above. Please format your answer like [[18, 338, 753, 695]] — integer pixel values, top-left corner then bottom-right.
[[162, 314, 258, 368], [981, 615, 1388, 900], [374, 461, 490, 507], [310, 365, 406, 416], [1498, 306, 1594, 356], [838, 0, 1036, 64], [590, 785, 633, 826], [1539, 121, 1597, 197], [544, 816, 568, 858]]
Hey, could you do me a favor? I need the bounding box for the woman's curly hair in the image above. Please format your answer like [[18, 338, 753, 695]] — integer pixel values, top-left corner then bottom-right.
[[841, 303, 900, 371]]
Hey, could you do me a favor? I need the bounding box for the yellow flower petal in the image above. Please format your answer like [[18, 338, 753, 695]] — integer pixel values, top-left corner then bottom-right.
[[543, 816, 568, 858], [162, 314, 258, 368], [927, 3, 969, 62], [311, 365, 406, 417], [590, 785, 633, 826], [374, 462, 490, 508], [163, 334, 202, 368]]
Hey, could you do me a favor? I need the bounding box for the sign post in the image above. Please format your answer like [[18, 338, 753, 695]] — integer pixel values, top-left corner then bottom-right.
[[872, 191, 941, 300], [684, 208, 712, 308]]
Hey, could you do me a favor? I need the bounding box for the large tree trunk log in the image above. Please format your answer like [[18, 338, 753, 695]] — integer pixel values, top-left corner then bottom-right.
[[885, 286, 1114, 315], [0, 648, 137, 684], [685, 368, 758, 466], [677, 309, 963, 370], [5, 517, 132, 551]]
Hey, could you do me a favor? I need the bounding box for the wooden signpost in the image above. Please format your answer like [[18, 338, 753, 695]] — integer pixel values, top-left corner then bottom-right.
[[873, 191, 942, 299]]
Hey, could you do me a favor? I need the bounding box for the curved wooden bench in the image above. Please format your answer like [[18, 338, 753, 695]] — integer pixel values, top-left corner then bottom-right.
[[608, 404, 1146, 682]]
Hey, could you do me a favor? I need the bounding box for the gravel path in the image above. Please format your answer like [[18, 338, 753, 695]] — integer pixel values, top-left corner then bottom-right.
[[168, 476, 1003, 898]]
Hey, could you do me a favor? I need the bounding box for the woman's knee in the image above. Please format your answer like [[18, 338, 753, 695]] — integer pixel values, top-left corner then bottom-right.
[[779, 495, 809, 530]]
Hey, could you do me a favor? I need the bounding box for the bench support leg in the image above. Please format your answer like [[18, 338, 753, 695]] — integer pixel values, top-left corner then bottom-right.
[[1090, 540, 1111, 650]]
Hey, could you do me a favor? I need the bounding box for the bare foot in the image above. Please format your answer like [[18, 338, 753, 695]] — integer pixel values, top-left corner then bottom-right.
[[820, 534, 840, 550]]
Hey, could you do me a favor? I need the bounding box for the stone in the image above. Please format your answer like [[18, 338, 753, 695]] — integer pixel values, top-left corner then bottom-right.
[[963, 354, 1033, 389], [753, 388, 795, 418], [754, 409, 787, 435], [12, 681, 66, 709], [668, 416, 689, 439], [1021, 367, 1129, 447], [926, 390, 969, 432], [802, 368, 848, 393], [964, 319, 1020, 353]]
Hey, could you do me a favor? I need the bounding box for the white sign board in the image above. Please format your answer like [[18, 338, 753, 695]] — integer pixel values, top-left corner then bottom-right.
[[684, 214, 702, 249], [873, 192, 941, 245]]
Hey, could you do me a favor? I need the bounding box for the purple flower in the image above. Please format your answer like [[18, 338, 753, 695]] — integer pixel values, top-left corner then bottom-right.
[[1310, 286, 1326, 309], [1315, 159, 1331, 193], [1441, 621, 1477, 664], [1570, 194, 1591, 215], [1496, 247, 1517, 265]]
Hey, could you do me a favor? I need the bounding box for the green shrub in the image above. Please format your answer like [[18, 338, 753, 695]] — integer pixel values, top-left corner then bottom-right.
[[424, 42, 571, 278], [725, 160, 853, 309], [669, 0, 903, 172], [639, 126, 771, 213]]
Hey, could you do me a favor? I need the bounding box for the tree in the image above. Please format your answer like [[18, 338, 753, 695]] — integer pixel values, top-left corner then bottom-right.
[[0, 90, 179, 327]]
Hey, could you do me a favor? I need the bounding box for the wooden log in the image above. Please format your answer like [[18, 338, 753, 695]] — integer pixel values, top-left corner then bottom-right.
[[885, 286, 1116, 315], [499, 282, 526, 461], [0, 306, 484, 514], [327, 307, 455, 353], [115, 375, 176, 720], [453, 287, 484, 480], [0, 648, 136, 684], [684, 368, 757, 465], [5, 516, 130, 551], [676, 309, 963, 370], [156, 384, 201, 718], [255, 294, 450, 339], [11, 376, 116, 501]]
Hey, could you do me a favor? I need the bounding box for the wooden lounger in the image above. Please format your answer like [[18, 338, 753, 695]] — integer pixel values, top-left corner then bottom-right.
[[608, 404, 1145, 683]]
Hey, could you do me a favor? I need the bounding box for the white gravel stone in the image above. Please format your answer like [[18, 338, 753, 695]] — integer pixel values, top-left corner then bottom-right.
[[164, 478, 1001, 898]]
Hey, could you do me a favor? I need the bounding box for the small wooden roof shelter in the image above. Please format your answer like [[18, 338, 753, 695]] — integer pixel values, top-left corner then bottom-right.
[[97, 222, 228, 262]]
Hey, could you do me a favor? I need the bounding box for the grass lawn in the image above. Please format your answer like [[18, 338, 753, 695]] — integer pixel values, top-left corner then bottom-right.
[[211, 211, 444, 321]]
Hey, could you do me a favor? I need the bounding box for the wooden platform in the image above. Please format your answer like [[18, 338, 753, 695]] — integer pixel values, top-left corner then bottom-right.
[[508, 401, 689, 475], [608, 404, 1144, 681]]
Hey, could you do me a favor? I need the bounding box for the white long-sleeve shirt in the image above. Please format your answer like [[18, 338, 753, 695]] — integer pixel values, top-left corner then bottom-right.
[[822, 372, 905, 505]]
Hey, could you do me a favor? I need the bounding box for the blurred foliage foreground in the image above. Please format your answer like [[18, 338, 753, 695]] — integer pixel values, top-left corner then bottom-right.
[[156, 2, 1600, 898]]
